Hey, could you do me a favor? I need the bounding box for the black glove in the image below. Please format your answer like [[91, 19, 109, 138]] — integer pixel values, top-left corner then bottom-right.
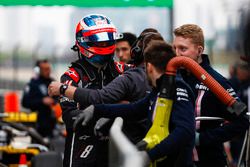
[[73, 105, 94, 131], [136, 140, 148, 151], [94, 118, 113, 137]]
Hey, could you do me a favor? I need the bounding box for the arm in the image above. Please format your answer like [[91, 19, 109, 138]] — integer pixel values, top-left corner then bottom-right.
[[147, 81, 195, 161], [73, 93, 152, 131], [49, 69, 140, 105], [93, 93, 151, 120], [59, 74, 80, 129], [73, 73, 132, 106], [198, 74, 249, 146], [48, 81, 76, 99], [199, 113, 248, 146]]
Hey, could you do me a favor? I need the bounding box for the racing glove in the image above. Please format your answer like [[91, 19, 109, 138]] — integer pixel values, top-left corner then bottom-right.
[[73, 105, 94, 131], [94, 118, 113, 137], [136, 140, 148, 151]]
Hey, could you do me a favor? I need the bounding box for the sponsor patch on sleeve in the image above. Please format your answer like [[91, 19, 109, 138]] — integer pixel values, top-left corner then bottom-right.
[[176, 87, 189, 101], [114, 61, 125, 74], [64, 68, 80, 83], [60, 96, 75, 103]]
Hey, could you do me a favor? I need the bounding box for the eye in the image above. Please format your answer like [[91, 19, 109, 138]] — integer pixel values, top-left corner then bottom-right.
[[180, 47, 187, 52], [121, 47, 129, 51]]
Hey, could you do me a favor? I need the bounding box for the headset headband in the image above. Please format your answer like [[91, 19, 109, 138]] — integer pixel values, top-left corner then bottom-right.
[[130, 32, 159, 65]]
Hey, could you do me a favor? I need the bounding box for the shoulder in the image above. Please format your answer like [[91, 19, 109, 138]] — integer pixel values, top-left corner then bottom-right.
[[112, 61, 134, 74], [29, 77, 37, 83], [205, 65, 234, 90], [117, 67, 146, 84], [62, 66, 81, 83], [28, 77, 40, 85], [113, 61, 126, 74], [61, 60, 96, 85], [176, 76, 191, 89], [124, 66, 144, 74], [201, 58, 227, 84], [175, 76, 195, 101]]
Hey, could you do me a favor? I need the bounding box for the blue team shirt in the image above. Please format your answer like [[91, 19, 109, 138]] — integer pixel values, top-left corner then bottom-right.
[[94, 74, 195, 167]]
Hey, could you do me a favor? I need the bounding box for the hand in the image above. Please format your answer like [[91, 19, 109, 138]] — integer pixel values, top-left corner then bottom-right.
[[73, 105, 95, 131], [94, 118, 112, 137], [136, 140, 148, 151], [48, 81, 62, 96], [42, 97, 55, 106]]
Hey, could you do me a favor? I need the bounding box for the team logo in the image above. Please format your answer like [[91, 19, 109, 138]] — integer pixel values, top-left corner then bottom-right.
[[64, 68, 80, 83], [195, 83, 209, 91], [114, 61, 124, 74], [176, 87, 189, 101]]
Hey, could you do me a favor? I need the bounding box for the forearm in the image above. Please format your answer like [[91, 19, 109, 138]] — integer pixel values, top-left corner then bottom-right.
[[93, 97, 149, 120], [73, 74, 129, 105], [73, 86, 126, 106], [94, 103, 145, 120], [148, 126, 194, 161], [64, 85, 77, 100], [199, 114, 249, 146], [73, 88, 104, 106]]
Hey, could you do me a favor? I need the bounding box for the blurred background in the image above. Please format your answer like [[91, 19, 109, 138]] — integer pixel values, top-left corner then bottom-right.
[[0, 0, 249, 166], [0, 0, 249, 90]]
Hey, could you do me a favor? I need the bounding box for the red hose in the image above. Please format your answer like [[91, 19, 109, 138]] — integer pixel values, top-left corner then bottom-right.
[[166, 56, 236, 107]]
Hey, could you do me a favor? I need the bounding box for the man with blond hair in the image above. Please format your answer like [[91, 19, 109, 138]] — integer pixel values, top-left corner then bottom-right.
[[173, 24, 249, 167]]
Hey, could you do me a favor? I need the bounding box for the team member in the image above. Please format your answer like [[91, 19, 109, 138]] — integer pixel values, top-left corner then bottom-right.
[[48, 29, 164, 144], [22, 59, 56, 138], [58, 14, 123, 167], [115, 32, 137, 63], [73, 40, 196, 167], [173, 24, 249, 167]]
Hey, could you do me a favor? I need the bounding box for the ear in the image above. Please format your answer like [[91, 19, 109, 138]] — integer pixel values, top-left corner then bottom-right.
[[146, 62, 154, 73], [198, 46, 204, 55]]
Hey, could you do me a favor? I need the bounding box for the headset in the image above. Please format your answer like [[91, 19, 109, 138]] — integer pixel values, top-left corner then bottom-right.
[[33, 60, 41, 75], [130, 32, 160, 65], [33, 59, 49, 76]]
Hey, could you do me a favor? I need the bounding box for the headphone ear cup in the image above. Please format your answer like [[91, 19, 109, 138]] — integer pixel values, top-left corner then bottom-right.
[[130, 47, 143, 65], [131, 46, 142, 59], [33, 66, 40, 75], [131, 32, 159, 65], [131, 45, 139, 57], [134, 46, 141, 53]]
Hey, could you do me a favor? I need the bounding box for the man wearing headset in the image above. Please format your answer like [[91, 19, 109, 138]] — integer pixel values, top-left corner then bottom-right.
[[49, 28, 163, 145], [72, 40, 196, 167], [115, 32, 137, 63], [22, 59, 56, 138]]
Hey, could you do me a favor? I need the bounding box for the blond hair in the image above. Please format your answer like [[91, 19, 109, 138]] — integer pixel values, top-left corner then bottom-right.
[[174, 24, 204, 48]]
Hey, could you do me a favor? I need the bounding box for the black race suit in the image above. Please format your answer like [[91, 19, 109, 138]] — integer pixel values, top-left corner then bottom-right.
[[60, 59, 125, 167]]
